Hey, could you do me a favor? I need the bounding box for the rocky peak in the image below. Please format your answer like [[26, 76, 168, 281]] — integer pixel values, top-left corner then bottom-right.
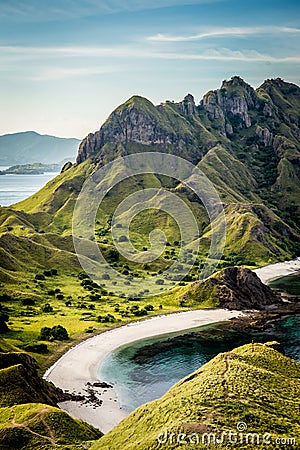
[[179, 94, 196, 116], [76, 94, 202, 165]]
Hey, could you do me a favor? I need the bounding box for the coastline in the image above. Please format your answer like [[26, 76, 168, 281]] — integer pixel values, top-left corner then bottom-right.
[[254, 257, 300, 284], [44, 309, 242, 433], [44, 256, 300, 434]]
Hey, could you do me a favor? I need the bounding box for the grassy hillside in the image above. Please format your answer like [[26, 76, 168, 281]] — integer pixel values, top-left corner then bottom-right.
[[0, 403, 101, 449], [93, 342, 300, 450], [0, 76, 299, 370]]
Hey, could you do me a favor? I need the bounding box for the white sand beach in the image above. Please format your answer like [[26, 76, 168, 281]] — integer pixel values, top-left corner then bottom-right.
[[254, 257, 300, 284], [44, 308, 242, 433]]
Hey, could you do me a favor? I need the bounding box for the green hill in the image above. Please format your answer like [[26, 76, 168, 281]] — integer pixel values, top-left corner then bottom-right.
[[1, 76, 298, 279], [0, 403, 101, 449], [0, 76, 299, 373], [92, 342, 300, 450]]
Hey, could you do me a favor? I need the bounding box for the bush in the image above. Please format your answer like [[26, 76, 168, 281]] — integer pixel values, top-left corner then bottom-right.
[[107, 249, 119, 262], [97, 314, 116, 323], [35, 274, 45, 281], [0, 311, 9, 333], [21, 298, 35, 306], [56, 293, 64, 300], [144, 304, 154, 311], [0, 293, 12, 302], [39, 325, 69, 341]]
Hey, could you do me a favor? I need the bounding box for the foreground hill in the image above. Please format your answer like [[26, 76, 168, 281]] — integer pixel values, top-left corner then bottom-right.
[[0, 350, 102, 449], [93, 342, 300, 450], [0, 131, 80, 165]]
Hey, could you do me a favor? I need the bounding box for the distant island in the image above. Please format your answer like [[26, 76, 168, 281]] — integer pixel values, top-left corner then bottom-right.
[[0, 131, 80, 165], [0, 162, 62, 175]]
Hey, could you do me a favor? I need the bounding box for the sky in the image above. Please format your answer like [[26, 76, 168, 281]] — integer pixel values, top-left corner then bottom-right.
[[0, 0, 299, 139]]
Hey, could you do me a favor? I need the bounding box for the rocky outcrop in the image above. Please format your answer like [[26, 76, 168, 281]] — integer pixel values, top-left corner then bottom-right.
[[201, 76, 260, 134], [256, 125, 273, 147], [60, 161, 73, 173], [182, 267, 282, 310], [214, 266, 282, 309], [76, 96, 204, 165]]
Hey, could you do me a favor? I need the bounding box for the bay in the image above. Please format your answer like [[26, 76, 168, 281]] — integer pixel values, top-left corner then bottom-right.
[[99, 314, 300, 414], [0, 166, 59, 206]]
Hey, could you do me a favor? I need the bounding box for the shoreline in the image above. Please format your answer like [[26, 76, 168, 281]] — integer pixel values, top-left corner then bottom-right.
[[44, 309, 242, 433], [254, 257, 300, 284]]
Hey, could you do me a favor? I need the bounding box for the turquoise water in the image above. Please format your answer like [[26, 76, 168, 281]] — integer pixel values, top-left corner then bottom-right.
[[99, 314, 300, 413], [0, 167, 59, 206]]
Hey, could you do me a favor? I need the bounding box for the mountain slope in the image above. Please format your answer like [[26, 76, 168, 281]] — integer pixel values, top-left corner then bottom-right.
[[92, 342, 300, 450], [0, 131, 80, 165], [1, 76, 299, 284]]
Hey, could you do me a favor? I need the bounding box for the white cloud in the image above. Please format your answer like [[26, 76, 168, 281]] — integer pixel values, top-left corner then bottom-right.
[[1, 45, 300, 69], [29, 66, 120, 81], [148, 26, 300, 42]]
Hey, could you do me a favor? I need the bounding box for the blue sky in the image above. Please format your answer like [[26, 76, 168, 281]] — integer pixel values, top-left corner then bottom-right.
[[0, 0, 299, 138]]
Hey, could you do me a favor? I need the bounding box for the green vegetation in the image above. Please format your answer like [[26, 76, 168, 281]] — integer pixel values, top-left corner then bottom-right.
[[0, 163, 61, 175], [93, 342, 300, 449], [0, 76, 299, 446], [0, 403, 101, 449]]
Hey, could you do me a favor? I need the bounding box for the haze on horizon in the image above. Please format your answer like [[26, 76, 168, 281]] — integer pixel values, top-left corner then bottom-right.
[[0, 0, 299, 139]]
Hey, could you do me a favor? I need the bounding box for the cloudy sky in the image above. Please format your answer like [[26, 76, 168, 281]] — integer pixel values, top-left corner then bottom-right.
[[0, 0, 299, 138]]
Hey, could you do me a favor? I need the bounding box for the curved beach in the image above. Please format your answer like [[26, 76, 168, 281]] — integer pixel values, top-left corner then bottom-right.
[[44, 257, 300, 434], [44, 308, 242, 433]]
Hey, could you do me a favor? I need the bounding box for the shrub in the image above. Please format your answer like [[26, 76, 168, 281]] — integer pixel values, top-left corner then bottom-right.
[[97, 314, 116, 323], [39, 325, 68, 341], [35, 274, 45, 281], [21, 298, 35, 306], [144, 304, 154, 311], [24, 343, 49, 353], [0, 311, 9, 333], [56, 293, 64, 300], [107, 249, 119, 262], [42, 303, 53, 313], [0, 293, 12, 302]]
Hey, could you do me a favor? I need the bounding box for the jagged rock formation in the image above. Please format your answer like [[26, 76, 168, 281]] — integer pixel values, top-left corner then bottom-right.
[[1, 76, 299, 281]]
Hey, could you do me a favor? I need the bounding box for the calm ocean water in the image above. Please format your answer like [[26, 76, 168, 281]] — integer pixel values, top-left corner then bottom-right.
[[0, 166, 59, 206]]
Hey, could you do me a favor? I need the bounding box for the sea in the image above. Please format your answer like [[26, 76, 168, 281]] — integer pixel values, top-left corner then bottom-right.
[[99, 273, 300, 414], [0, 166, 60, 206], [1, 167, 299, 416]]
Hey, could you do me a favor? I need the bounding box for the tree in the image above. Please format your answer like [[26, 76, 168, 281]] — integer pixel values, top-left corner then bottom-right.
[[39, 325, 69, 341]]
